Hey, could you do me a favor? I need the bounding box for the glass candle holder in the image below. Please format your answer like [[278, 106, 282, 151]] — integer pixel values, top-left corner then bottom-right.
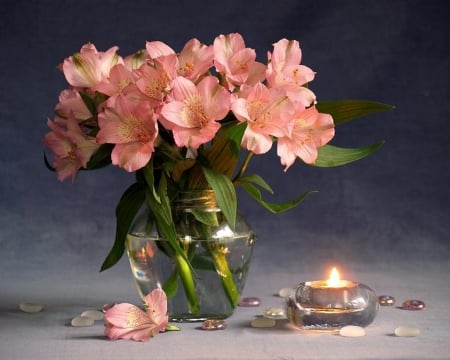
[[286, 280, 379, 332]]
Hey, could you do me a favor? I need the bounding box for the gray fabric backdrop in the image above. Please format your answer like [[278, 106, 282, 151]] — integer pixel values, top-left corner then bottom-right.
[[1, 0, 449, 296]]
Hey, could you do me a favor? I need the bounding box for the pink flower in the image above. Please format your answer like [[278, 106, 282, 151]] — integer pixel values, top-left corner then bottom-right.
[[145, 40, 177, 59], [231, 83, 294, 154], [96, 95, 158, 172], [266, 39, 316, 107], [104, 289, 169, 342], [61, 43, 122, 89], [92, 64, 146, 107], [177, 38, 214, 81], [213, 33, 265, 90], [277, 106, 335, 170], [44, 112, 100, 182], [135, 57, 178, 107], [54, 88, 92, 121], [160, 76, 230, 149]]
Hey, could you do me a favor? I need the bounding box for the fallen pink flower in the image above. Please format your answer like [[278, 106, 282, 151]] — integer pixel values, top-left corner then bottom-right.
[[104, 289, 169, 342]]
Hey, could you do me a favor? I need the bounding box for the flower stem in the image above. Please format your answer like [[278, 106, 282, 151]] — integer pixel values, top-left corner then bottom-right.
[[207, 244, 240, 307], [174, 253, 200, 315], [234, 151, 253, 181]]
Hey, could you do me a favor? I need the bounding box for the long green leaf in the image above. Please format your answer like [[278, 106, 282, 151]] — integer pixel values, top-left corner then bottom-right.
[[79, 91, 96, 116], [100, 182, 146, 271], [242, 183, 316, 213], [314, 142, 384, 167], [202, 166, 237, 229], [316, 100, 394, 125], [236, 173, 274, 194]]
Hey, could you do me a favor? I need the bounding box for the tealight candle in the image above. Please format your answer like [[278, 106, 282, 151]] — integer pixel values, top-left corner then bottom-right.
[[286, 267, 379, 332]]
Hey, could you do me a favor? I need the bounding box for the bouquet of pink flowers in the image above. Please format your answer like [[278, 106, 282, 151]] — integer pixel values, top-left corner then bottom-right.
[[44, 33, 392, 317]]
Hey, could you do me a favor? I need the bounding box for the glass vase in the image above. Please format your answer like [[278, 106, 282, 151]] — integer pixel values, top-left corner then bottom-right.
[[125, 190, 256, 322]]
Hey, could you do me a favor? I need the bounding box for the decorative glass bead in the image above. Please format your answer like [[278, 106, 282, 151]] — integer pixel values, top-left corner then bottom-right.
[[402, 299, 425, 310], [378, 295, 396, 306], [238, 297, 261, 307]]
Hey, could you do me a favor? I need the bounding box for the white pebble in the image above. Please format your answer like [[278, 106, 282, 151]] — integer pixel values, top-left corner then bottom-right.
[[278, 287, 292, 298], [71, 315, 95, 327], [19, 302, 44, 313], [394, 326, 420, 337], [81, 310, 104, 321], [339, 325, 366, 337], [263, 307, 285, 319], [251, 317, 276, 328]]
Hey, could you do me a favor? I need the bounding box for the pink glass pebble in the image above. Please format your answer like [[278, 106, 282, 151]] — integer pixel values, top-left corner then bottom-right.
[[402, 299, 425, 310], [201, 319, 227, 330], [238, 297, 261, 307]]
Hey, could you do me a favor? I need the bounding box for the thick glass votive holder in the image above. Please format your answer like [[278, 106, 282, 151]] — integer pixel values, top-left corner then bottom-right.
[[286, 280, 379, 332]]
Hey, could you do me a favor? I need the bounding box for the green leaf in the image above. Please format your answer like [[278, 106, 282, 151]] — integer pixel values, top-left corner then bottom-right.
[[43, 152, 55, 172], [85, 143, 114, 170], [316, 100, 394, 126], [242, 183, 316, 213], [236, 173, 274, 194], [224, 121, 247, 156], [142, 161, 161, 204], [100, 182, 146, 271], [191, 210, 219, 227], [202, 166, 237, 229], [143, 167, 188, 261], [314, 142, 385, 167], [165, 324, 181, 332], [79, 91, 96, 116]]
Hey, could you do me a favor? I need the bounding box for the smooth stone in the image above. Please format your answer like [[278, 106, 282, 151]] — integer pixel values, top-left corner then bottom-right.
[[378, 295, 396, 306], [394, 326, 420, 337], [251, 317, 276, 328], [278, 287, 292, 298], [71, 315, 95, 327], [201, 319, 227, 330], [238, 297, 261, 307], [263, 307, 285, 319], [81, 310, 104, 321], [19, 302, 44, 313], [402, 299, 426, 310], [339, 325, 366, 337]]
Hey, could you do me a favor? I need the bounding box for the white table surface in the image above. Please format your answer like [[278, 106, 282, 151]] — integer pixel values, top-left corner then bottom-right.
[[1, 253, 449, 360]]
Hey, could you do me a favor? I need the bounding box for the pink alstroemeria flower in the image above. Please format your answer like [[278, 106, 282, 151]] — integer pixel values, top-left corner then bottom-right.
[[135, 56, 178, 107], [177, 38, 214, 81], [92, 64, 146, 107], [213, 33, 265, 90], [54, 88, 92, 121], [104, 288, 169, 342], [44, 112, 100, 182], [62, 43, 122, 89], [277, 106, 335, 170], [97, 95, 158, 172], [266, 39, 316, 107], [160, 76, 230, 149], [231, 83, 294, 154]]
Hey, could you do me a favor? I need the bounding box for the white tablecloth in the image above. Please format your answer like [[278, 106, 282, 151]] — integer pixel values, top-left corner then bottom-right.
[[1, 255, 448, 360]]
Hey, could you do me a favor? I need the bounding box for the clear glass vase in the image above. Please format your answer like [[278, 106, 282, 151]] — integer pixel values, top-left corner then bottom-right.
[[126, 190, 256, 322]]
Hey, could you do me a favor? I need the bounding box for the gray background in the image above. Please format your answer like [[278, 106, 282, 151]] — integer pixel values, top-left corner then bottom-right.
[[2, 0, 448, 271], [0, 1, 449, 358]]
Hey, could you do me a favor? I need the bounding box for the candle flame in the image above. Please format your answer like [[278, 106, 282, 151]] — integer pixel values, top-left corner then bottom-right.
[[326, 267, 340, 287]]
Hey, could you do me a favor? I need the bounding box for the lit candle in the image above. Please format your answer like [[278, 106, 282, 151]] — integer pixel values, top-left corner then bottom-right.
[[286, 267, 379, 332]]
